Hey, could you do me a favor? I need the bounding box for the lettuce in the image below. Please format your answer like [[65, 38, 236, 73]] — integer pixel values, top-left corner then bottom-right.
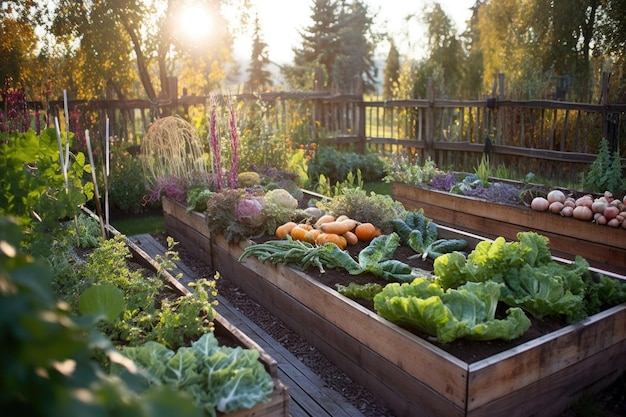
[[373, 278, 531, 343], [114, 332, 274, 417], [434, 232, 589, 322]]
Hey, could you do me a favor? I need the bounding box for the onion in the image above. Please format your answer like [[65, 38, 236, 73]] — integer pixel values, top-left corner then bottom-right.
[[591, 200, 608, 213], [604, 206, 619, 220], [575, 195, 593, 208], [531, 197, 550, 211], [561, 206, 574, 217], [573, 205, 593, 221], [596, 215, 607, 225], [547, 190, 566, 204], [549, 201, 564, 214], [607, 218, 621, 228]]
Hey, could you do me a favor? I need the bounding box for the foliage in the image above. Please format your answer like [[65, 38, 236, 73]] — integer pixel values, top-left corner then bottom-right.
[[107, 145, 149, 213], [317, 187, 406, 233], [373, 277, 531, 344], [0, 129, 93, 228], [336, 282, 383, 301], [391, 210, 468, 260], [382, 155, 441, 186], [0, 216, 201, 417], [307, 145, 385, 187], [316, 169, 364, 198], [204, 187, 302, 243], [288, 0, 380, 92], [113, 332, 274, 417], [581, 138, 625, 194], [432, 232, 609, 323]]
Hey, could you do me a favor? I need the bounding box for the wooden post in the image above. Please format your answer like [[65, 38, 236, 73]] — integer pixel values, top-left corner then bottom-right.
[[424, 77, 435, 162]]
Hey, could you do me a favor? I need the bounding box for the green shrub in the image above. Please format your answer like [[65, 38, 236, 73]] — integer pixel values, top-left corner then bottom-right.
[[108, 152, 149, 213], [582, 138, 625, 194], [307, 146, 385, 187]]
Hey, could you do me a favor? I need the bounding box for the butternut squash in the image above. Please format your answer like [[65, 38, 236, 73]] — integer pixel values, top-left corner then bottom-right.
[[314, 214, 336, 228], [275, 221, 297, 239], [315, 232, 347, 250], [318, 219, 358, 235]]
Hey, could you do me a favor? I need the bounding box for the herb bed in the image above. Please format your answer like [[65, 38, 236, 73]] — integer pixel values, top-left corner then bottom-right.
[[162, 197, 626, 417]]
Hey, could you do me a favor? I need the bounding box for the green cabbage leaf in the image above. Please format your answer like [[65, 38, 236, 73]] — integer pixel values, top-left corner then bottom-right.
[[114, 332, 274, 417]]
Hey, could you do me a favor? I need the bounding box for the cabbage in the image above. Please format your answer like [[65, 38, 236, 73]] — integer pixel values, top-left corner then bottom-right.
[[235, 197, 265, 228], [264, 188, 298, 211]]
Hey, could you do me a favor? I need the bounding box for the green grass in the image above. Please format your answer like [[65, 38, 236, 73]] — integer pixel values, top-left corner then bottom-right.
[[363, 181, 392, 195], [111, 214, 165, 236]]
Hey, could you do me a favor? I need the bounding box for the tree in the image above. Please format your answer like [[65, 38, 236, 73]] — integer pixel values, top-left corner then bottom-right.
[[289, 0, 378, 92], [246, 13, 273, 92], [423, 2, 464, 97], [382, 41, 400, 99], [331, 0, 378, 92], [290, 0, 340, 90], [50, 0, 238, 106]]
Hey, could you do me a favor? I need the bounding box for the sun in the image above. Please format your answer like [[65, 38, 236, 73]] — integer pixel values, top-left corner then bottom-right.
[[177, 2, 213, 41]]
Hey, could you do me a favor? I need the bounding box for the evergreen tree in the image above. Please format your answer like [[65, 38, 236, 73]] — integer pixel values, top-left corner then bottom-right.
[[246, 13, 273, 92], [382, 41, 400, 99], [289, 0, 378, 92]]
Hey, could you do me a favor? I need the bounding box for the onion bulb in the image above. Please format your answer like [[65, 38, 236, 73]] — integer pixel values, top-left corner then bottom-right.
[[531, 197, 550, 211], [547, 190, 566, 204]]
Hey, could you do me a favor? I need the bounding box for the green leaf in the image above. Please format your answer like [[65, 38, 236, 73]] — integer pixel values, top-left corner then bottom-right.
[[78, 283, 125, 322]]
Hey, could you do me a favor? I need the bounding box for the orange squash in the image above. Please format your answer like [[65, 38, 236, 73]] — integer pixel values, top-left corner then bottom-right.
[[354, 222, 381, 241], [314, 214, 336, 228], [318, 219, 358, 235], [343, 231, 359, 246], [315, 232, 347, 250], [289, 225, 310, 241], [275, 221, 297, 239]]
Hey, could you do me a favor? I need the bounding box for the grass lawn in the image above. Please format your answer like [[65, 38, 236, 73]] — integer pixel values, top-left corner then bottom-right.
[[111, 213, 165, 236], [363, 181, 392, 195]]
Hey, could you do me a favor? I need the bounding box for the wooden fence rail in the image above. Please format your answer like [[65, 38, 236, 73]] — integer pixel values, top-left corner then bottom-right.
[[15, 81, 626, 186]]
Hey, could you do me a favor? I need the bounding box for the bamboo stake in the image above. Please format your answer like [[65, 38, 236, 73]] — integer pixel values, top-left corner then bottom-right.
[[85, 130, 107, 239]]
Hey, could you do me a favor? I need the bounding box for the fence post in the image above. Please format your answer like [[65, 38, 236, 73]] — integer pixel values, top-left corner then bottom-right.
[[424, 77, 434, 161]]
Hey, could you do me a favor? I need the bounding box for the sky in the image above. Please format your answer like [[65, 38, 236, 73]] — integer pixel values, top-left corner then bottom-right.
[[234, 0, 476, 64]]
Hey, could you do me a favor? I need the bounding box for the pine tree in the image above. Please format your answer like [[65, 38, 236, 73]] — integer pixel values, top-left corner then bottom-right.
[[382, 42, 400, 99], [246, 13, 273, 92]]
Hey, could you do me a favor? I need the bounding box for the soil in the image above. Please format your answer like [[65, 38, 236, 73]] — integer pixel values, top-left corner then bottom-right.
[[150, 231, 626, 417]]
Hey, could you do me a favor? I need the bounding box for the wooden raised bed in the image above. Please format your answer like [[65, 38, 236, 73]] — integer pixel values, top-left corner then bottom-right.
[[91, 208, 290, 417], [162, 197, 626, 417], [392, 182, 626, 276]]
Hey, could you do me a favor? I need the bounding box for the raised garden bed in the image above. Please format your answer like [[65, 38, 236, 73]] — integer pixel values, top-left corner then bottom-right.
[[392, 182, 626, 276], [162, 197, 626, 417], [85, 208, 290, 417]]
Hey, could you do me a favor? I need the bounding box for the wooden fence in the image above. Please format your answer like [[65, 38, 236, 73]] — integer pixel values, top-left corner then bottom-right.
[[19, 76, 626, 186]]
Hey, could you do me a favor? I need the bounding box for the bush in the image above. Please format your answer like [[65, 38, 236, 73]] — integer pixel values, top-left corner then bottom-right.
[[307, 146, 385, 187], [107, 152, 149, 213]]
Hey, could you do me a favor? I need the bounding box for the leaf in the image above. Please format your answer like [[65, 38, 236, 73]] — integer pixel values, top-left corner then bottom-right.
[[78, 283, 125, 322]]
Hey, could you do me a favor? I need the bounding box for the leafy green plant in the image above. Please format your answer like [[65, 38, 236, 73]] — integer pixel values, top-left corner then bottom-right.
[[316, 169, 364, 197], [307, 145, 385, 187], [113, 332, 274, 417], [0, 128, 94, 231], [382, 155, 441, 185], [582, 137, 625, 194], [374, 277, 531, 343], [474, 155, 492, 186], [0, 216, 201, 417], [316, 187, 406, 233], [431, 232, 620, 323], [107, 148, 149, 213]]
